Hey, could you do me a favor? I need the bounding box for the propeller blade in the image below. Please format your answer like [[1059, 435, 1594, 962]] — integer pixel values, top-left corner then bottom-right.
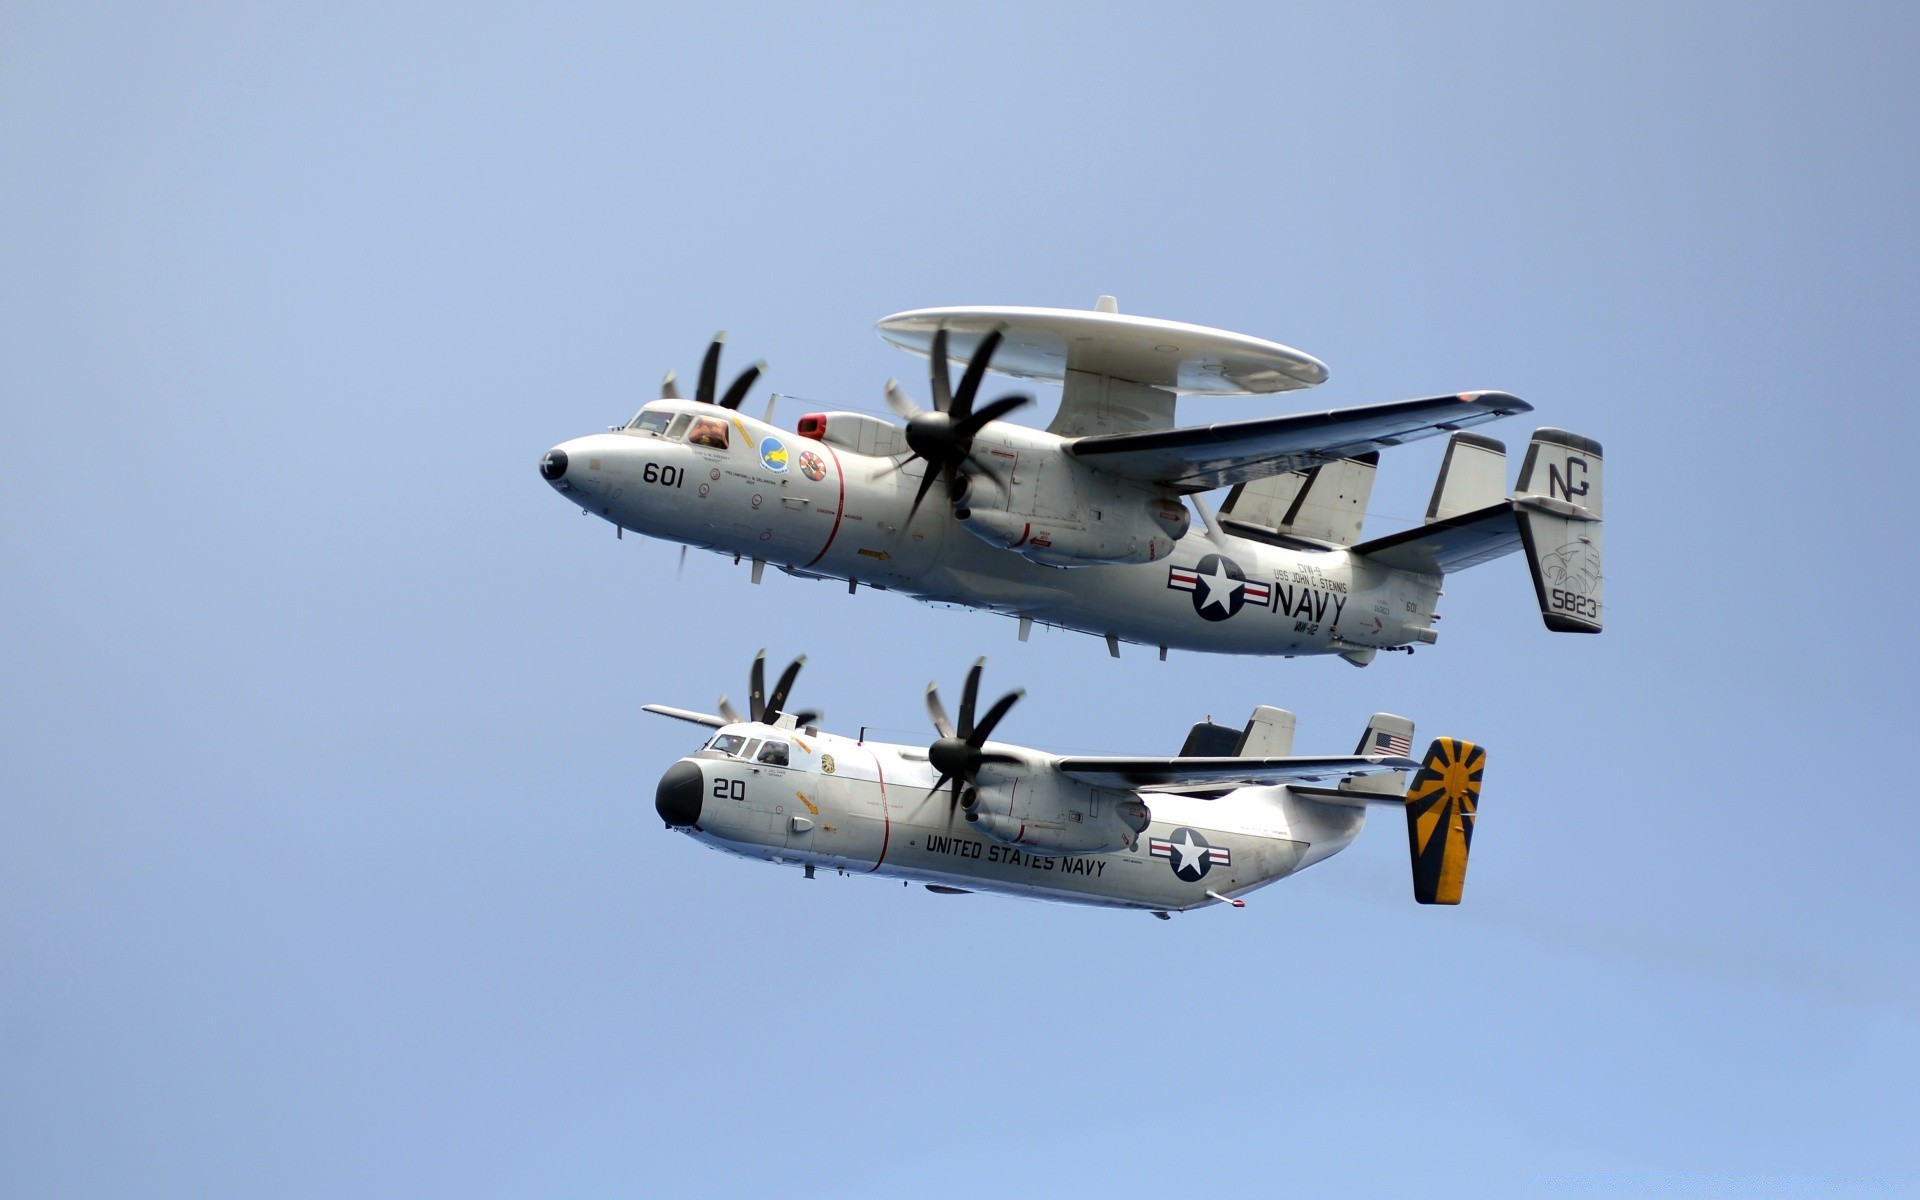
[[925, 683, 955, 739], [925, 773, 953, 802], [904, 465, 942, 524], [696, 334, 725, 406], [884, 379, 922, 421], [717, 362, 764, 411], [958, 658, 984, 741], [951, 329, 1003, 423], [969, 688, 1024, 747], [790, 709, 822, 729], [718, 695, 741, 724], [764, 655, 806, 723], [748, 649, 767, 722], [950, 776, 965, 817], [929, 328, 954, 414], [661, 370, 681, 400], [954, 393, 1029, 439], [677, 545, 688, 578]]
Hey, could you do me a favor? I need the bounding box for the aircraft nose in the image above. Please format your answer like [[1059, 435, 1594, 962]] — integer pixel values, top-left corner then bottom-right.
[[655, 760, 704, 828], [539, 446, 569, 482]]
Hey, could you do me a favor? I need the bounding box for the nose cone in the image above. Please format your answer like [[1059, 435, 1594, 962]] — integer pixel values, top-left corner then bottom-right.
[[655, 760, 704, 828], [539, 446, 569, 482]]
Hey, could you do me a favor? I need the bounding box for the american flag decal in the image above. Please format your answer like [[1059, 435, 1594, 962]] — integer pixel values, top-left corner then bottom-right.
[[1374, 730, 1413, 756]]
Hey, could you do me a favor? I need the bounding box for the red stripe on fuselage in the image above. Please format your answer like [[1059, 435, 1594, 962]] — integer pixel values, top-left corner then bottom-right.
[[800, 441, 848, 571], [865, 746, 891, 873]]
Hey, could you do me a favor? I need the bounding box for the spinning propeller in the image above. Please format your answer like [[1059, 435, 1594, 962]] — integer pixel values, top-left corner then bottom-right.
[[717, 649, 821, 728], [661, 332, 764, 411], [884, 328, 1031, 522], [923, 658, 1024, 821]]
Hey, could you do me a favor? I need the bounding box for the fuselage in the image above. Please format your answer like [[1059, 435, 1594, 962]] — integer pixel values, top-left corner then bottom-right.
[[654, 719, 1368, 911], [543, 401, 1444, 660]]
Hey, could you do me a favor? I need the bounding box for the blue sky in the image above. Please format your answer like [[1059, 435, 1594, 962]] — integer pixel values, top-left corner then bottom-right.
[[4, 2, 1917, 1195]]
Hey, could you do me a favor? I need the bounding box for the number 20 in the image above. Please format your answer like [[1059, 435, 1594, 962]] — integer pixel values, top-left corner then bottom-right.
[[712, 778, 746, 801]]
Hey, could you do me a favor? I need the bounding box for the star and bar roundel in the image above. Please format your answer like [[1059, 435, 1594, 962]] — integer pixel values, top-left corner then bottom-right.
[[1403, 737, 1485, 906], [1166, 553, 1271, 622], [1150, 827, 1232, 882]]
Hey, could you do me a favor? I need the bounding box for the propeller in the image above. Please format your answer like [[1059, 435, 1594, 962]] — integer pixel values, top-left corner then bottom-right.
[[718, 649, 821, 729], [690, 332, 765, 410], [883, 328, 1031, 522], [923, 657, 1023, 821]]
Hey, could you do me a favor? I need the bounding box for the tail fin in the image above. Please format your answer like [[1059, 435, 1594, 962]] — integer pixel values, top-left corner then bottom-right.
[[1426, 433, 1507, 522], [1514, 429, 1604, 633], [1342, 713, 1415, 798], [1404, 738, 1484, 905], [1220, 453, 1379, 547]]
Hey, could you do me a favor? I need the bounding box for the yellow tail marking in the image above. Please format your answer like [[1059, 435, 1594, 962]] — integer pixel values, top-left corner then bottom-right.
[[1404, 738, 1484, 905]]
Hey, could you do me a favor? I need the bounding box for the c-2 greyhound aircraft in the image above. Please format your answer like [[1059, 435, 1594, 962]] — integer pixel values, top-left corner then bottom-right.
[[646, 654, 1484, 915], [542, 300, 1604, 664]]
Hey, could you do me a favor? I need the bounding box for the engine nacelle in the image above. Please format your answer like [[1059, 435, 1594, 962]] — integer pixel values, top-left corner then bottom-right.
[[956, 495, 1189, 568], [964, 791, 1151, 854]]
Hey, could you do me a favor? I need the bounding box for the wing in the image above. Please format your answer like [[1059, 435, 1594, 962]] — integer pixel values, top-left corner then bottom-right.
[[1066, 391, 1531, 493], [641, 704, 727, 728], [1055, 753, 1417, 793]]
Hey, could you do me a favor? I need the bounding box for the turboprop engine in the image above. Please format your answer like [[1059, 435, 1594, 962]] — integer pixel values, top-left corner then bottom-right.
[[922, 660, 1153, 854]]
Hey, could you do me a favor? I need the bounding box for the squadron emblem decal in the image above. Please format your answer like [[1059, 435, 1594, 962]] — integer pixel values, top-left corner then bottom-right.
[[797, 449, 827, 481], [760, 435, 790, 473], [1167, 553, 1271, 622], [1150, 827, 1231, 881]]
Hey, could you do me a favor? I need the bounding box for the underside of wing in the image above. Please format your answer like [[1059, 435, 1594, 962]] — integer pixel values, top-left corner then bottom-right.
[[1055, 753, 1418, 793], [1066, 392, 1531, 493]]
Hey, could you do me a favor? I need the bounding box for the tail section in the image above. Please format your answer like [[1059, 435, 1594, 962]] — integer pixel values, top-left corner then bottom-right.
[[1341, 713, 1415, 798], [1514, 429, 1604, 633], [1404, 738, 1484, 905]]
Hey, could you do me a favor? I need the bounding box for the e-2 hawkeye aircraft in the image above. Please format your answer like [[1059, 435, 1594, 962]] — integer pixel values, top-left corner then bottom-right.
[[542, 300, 1603, 664], [646, 654, 1483, 915]]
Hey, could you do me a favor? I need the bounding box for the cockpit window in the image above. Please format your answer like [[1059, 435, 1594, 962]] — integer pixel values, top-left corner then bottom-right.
[[628, 409, 675, 436], [756, 741, 790, 767], [740, 739, 763, 761], [707, 733, 746, 755], [666, 413, 692, 439], [687, 415, 730, 449]]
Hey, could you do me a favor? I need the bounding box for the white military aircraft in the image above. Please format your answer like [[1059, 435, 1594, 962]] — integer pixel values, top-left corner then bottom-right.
[[542, 300, 1603, 664], [646, 653, 1483, 914]]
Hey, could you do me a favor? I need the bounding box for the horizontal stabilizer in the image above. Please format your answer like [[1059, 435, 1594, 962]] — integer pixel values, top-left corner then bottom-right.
[[1350, 502, 1522, 575]]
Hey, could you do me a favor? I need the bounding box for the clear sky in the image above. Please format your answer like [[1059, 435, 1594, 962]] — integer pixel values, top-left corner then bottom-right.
[[4, 2, 1917, 1196]]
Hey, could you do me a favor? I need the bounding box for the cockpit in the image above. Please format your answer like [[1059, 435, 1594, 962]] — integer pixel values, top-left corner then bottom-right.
[[623, 406, 730, 449], [702, 732, 792, 767]]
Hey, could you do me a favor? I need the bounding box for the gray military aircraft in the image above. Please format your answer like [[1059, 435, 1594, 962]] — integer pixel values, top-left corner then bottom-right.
[[542, 300, 1603, 664], [647, 654, 1483, 914]]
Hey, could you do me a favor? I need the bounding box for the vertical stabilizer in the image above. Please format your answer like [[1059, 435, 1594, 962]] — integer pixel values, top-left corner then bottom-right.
[[1426, 433, 1508, 523], [1237, 705, 1298, 758], [1404, 738, 1484, 905], [1342, 713, 1415, 797], [1514, 429, 1604, 633], [1220, 454, 1379, 547]]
